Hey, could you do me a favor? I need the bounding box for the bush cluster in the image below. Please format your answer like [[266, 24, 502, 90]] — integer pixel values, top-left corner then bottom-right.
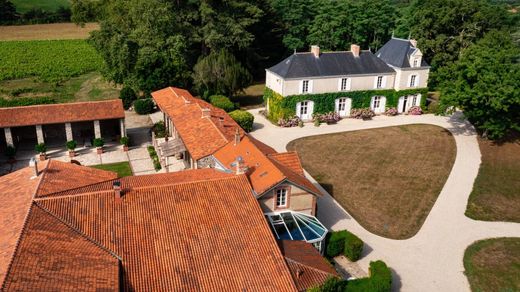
[[34, 143, 47, 154], [66, 140, 77, 150], [384, 107, 398, 116], [0, 97, 55, 108], [229, 110, 254, 132], [93, 138, 104, 148], [350, 108, 375, 120], [152, 121, 166, 138], [408, 106, 423, 115], [277, 116, 302, 127], [209, 95, 235, 112], [326, 230, 364, 261], [120, 87, 137, 110], [313, 111, 341, 124], [134, 98, 154, 115], [147, 146, 162, 171]]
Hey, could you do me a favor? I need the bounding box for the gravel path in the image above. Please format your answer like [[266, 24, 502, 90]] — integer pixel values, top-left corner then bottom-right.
[[247, 109, 520, 292]]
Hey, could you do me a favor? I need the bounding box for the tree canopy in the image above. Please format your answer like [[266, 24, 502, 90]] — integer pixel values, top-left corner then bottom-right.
[[439, 30, 520, 139]]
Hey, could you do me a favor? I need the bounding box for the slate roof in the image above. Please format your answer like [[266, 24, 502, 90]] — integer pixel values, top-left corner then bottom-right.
[[267, 50, 395, 79], [151, 87, 244, 160], [0, 160, 300, 291], [0, 99, 125, 128], [376, 37, 430, 68], [279, 240, 339, 291]]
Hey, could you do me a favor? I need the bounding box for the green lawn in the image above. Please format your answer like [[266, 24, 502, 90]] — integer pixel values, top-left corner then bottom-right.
[[287, 124, 456, 239], [12, 0, 70, 13], [466, 135, 520, 222], [464, 238, 520, 292], [232, 84, 265, 109], [91, 162, 133, 177]]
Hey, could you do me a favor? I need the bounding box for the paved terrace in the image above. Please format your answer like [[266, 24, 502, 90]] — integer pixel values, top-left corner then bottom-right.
[[247, 109, 520, 292]]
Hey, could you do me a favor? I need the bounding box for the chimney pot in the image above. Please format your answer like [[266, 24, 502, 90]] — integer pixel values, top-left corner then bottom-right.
[[201, 108, 211, 118], [351, 44, 360, 57], [113, 180, 122, 199], [29, 157, 38, 178], [410, 39, 417, 48], [310, 45, 320, 58]]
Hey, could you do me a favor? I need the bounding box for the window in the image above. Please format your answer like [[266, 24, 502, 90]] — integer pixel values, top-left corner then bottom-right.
[[338, 98, 346, 111], [412, 95, 418, 106], [410, 75, 417, 87], [300, 101, 308, 115], [413, 59, 418, 67], [373, 96, 381, 109], [340, 78, 349, 91], [376, 76, 383, 88], [302, 80, 309, 93], [276, 189, 288, 207]]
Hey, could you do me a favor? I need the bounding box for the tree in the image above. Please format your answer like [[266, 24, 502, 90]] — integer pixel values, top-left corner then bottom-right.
[[439, 30, 520, 139], [193, 50, 252, 97], [0, 0, 18, 24]]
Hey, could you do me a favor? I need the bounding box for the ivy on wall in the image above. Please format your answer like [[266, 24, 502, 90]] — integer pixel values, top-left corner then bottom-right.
[[263, 87, 428, 122]]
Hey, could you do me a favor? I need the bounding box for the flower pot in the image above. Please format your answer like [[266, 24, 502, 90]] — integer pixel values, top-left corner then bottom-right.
[[123, 145, 129, 152], [68, 150, 75, 158], [39, 153, 46, 161], [96, 147, 103, 154]]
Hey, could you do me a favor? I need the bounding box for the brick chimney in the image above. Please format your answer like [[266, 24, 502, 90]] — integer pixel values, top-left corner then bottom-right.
[[234, 128, 240, 146], [410, 39, 417, 48], [351, 44, 360, 57], [311, 45, 320, 58], [29, 157, 38, 178], [235, 156, 246, 175], [113, 180, 121, 200], [201, 108, 211, 118]]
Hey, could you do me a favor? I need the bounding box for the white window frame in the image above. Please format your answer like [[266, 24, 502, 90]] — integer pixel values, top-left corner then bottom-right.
[[373, 96, 381, 109], [413, 59, 418, 67], [375, 76, 384, 89], [339, 77, 350, 91], [302, 80, 309, 93], [276, 188, 287, 207], [410, 75, 417, 87]]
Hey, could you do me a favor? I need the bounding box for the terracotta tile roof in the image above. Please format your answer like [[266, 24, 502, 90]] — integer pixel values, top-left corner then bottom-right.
[[35, 159, 118, 198], [0, 161, 47, 285], [151, 87, 244, 160], [1, 160, 297, 291], [279, 240, 339, 291], [214, 135, 322, 197], [0, 99, 125, 128], [2, 204, 120, 291]]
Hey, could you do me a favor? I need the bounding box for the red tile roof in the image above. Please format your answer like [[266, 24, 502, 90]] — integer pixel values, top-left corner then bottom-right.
[[269, 152, 305, 176], [0, 99, 125, 128], [151, 87, 244, 160], [1, 160, 298, 291], [279, 240, 339, 291]]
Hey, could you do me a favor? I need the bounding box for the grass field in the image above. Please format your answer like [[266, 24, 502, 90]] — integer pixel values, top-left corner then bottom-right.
[[464, 238, 520, 292], [465, 134, 520, 222], [0, 39, 102, 82], [232, 84, 265, 109], [91, 162, 133, 177], [287, 124, 456, 239], [12, 0, 70, 13], [0, 23, 98, 41]]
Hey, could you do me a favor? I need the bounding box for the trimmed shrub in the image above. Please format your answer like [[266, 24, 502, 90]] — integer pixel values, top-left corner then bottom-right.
[[326, 230, 348, 258], [93, 138, 104, 148], [66, 140, 77, 150], [152, 121, 166, 138], [350, 108, 376, 120], [385, 107, 398, 116], [147, 146, 162, 171], [209, 95, 235, 112], [278, 116, 301, 128], [308, 276, 345, 292], [347, 261, 392, 292], [229, 110, 254, 132], [344, 231, 364, 261], [313, 111, 341, 124], [134, 98, 154, 115], [408, 106, 423, 115], [5, 146, 16, 159], [120, 87, 137, 110], [35, 143, 46, 154], [120, 136, 129, 146]]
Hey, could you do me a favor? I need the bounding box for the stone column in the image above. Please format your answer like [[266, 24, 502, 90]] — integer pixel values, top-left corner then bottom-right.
[[35, 125, 44, 144], [94, 120, 101, 139], [65, 123, 73, 141], [119, 119, 126, 137], [4, 128, 14, 147]]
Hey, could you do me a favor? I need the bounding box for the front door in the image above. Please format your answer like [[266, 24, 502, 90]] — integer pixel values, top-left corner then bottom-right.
[[401, 96, 408, 113], [335, 98, 351, 117], [298, 101, 312, 120]]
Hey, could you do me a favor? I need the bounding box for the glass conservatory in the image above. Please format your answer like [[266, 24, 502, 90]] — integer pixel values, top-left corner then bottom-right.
[[266, 211, 328, 252]]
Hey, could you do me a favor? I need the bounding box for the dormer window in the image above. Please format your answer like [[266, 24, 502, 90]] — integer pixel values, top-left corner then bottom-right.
[[276, 188, 288, 208], [413, 59, 419, 67]]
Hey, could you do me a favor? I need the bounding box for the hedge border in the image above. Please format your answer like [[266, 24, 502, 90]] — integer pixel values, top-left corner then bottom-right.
[[263, 87, 428, 123]]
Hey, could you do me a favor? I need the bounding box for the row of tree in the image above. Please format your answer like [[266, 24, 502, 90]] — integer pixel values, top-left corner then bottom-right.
[[70, 0, 519, 138], [0, 0, 71, 25]]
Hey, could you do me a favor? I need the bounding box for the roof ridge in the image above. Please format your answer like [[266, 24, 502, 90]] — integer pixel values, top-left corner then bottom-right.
[[32, 160, 50, 198], [285, 257, 337, 277], [34, 202, 122, 261]]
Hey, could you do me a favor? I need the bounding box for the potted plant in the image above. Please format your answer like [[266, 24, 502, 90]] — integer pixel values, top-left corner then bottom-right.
[[5, 145, 16, 163], [66, 140, 77, 157], [120, 136, 129, 152], [35, 143, 47, 161], [93, 138, 104, 154]]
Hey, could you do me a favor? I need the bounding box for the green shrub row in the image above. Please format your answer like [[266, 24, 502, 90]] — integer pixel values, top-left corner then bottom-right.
[[263, 87, 428, 123], [147, 146, 162, 171], [308, 261, 392, 292], [209, 95, 235, 112], [326, 230, 364, 261], [229, 110, 254, 132], [0, 97, 56, 108]]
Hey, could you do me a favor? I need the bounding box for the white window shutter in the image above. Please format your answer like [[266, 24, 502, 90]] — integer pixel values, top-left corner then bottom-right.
[[308, 80, 313, 93], [382, 76, 387, 88], [347, 78, 351, 90], [416, 75, 421, 87], [308, 101, 314, 115], [334, 98, 339, 112], [298, 81, 303, 94], [373, 77, 378, 89], [337, 78, 342, 91], [296, 102, 301, 118], [381, 97, 387, 111], [415, 94, 421, 106]]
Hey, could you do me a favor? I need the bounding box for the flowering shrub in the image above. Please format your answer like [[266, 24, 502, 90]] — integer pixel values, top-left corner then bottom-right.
[[350, 108, 375, 120], [313, 111, 341, 124], [408, 106, 423, 115], [278, 116, 302, 127], [385, 107, 398, 116]]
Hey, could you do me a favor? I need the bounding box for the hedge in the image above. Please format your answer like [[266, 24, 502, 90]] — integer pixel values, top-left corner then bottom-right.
[[229, 110, 254, 132], [263, 87, 428, 123], [344, 231, 364, 261], [326, 230, 363, 261], [147, 146, 162, 171], [0, 97, 56, 108], [210, 95, 235, 112], [326, 230, 348, 258], [134, 98, 154, 115]]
